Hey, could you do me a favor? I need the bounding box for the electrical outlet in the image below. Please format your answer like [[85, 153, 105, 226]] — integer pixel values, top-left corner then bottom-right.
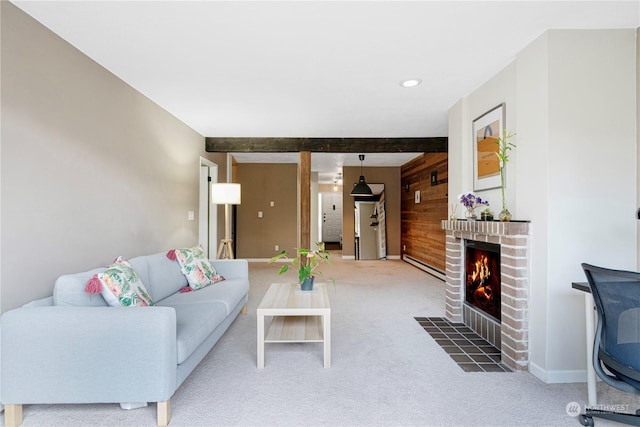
[[275, 245, 279, 251], [258, 211, 263, 218], [187, 211, 195, 221], [403, 244, 406, 251]]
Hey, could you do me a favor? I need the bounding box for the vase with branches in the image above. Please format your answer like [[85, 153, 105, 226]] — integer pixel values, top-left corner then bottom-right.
[[495, 129, 516, 221]]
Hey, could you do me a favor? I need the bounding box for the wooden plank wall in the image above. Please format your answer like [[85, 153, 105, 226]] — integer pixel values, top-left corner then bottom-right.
[[401, 153, 448, 272]]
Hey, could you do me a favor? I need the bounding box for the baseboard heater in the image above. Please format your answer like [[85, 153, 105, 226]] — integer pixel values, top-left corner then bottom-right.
[[403, 255, 445, 281]]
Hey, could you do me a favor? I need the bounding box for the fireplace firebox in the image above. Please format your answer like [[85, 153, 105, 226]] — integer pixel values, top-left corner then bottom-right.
[[465, 240, 501, 322]]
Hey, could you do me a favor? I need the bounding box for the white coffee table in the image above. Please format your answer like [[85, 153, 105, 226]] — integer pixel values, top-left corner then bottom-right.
[[257, 282, 331, 368]]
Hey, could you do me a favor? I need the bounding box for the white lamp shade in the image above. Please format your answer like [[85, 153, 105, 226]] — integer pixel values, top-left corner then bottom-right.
[[211, 183, 241, 205]]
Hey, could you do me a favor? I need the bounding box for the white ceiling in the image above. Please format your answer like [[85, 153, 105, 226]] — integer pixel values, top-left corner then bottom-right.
[[12, 0, 639, 182]]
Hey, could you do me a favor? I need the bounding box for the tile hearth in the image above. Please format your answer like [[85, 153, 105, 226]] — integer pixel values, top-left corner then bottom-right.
[[415, 317, 511, 372]]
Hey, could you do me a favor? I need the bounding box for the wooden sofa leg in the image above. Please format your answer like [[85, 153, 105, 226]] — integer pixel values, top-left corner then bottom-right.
[[157, 400, 170, 427], [241, 304, 247, 315], [5, 404, 23, 427]]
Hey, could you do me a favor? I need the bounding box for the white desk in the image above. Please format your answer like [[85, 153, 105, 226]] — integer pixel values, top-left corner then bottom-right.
[[573, 281, 598, 406]]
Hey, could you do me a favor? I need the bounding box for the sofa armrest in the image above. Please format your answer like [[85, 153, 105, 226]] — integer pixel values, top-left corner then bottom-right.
[[1, 306, 177, 405], [211, 259, 249, 281]]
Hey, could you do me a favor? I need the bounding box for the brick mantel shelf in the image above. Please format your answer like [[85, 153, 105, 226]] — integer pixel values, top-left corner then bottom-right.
[[441, 219, 531, 371]]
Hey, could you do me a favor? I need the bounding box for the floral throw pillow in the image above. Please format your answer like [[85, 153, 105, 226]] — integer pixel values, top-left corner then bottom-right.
[[93, 257, 154, 307], [173, 245, 224, 290]]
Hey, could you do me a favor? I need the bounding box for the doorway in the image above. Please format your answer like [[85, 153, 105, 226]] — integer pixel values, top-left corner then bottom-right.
[[320, 192, 343, 248], [353, 185, 387, 260], [199, 158, 218, 258]]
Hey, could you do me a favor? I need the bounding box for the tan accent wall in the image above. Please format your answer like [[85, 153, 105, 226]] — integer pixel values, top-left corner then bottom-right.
[[342, 166, 401, 257], [235, 163, 298, 258], [318, 184, 343, 193], [1, 3, 216, 312]]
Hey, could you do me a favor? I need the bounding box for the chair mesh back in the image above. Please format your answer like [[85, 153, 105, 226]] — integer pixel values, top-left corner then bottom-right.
[[583, 264, 640, 384]]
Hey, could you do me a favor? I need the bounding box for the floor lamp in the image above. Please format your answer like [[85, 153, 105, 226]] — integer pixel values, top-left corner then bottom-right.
[[211, 183, 241, 259]]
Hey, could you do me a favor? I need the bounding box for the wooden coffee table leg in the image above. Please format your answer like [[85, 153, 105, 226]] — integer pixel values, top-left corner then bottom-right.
[[257, 312, 265, 368], [323, 313, 331, 368]]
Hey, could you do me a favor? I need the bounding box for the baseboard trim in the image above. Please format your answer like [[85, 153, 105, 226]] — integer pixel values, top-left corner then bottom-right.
[[246, 255, 400, 262], [402, 255, 445, 281], [529, 361, 587, 383]]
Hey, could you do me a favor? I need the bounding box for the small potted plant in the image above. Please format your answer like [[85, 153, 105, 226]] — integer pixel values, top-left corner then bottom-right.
[[269, 242, 335, 290], [480, 208, 494, 221]]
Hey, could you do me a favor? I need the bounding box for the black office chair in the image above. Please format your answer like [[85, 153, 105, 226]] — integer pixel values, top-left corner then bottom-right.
[[580, 263, 640, 426]]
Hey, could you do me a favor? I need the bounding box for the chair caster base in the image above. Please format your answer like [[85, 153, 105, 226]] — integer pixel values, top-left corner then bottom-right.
[[579, 414, 594, 426]]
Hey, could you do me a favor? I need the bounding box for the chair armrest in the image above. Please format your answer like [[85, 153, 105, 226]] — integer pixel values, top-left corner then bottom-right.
[[1, 306, 177, 404], [211, 259, 249, 281]]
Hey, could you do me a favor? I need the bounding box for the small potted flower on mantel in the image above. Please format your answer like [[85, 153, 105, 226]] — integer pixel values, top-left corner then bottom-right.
[[269, 242, 335, 291], [458, 192, 489, 221]]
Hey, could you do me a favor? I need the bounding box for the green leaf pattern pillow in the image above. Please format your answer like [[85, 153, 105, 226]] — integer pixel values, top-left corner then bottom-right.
[[99, 257, 154, 307], [174, 246, 224, 290]]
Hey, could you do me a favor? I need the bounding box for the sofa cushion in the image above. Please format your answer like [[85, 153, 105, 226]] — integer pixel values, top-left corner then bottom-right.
[[130, 252, 187, 302], [54, 267, 108, 307], [23, 296, 54, 307], [159, 277, 249, 316], [156, 300, 227, 364], [97, 258, 154, 307], [173, 246, 224, 290]]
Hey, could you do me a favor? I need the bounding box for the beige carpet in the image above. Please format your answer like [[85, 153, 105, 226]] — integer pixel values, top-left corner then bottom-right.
[[6, 253, 638, 426]]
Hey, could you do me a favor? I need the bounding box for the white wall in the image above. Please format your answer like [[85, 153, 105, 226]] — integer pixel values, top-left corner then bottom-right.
[[449, 29, 637, 382], [1, 3, 215, 311], [515, 31, 551, 379], [543, 30, 636, 380], [0, 1, 4, 313]]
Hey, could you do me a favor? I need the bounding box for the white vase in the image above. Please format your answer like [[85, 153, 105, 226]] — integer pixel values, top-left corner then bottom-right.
[[465, 206, 477, 221]]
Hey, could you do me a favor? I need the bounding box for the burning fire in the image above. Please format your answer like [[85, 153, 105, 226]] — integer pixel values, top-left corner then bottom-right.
[[469, 255, 494, 301]]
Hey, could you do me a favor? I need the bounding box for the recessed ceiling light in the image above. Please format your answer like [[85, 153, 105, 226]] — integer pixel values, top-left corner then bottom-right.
[[400, 78, 422, 88]]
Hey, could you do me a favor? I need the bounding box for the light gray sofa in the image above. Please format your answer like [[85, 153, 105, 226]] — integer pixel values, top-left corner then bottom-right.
[[0, 251, 249, 427]]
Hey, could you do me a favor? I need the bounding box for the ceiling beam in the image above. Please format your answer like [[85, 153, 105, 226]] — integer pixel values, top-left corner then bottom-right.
[[205, 137, 447, 153]]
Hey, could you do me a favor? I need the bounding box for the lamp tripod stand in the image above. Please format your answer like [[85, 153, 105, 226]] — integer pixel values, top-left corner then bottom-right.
[[210, 183, 241, 260], [216, 239, 234, 259], [215, 206, 236, 259]]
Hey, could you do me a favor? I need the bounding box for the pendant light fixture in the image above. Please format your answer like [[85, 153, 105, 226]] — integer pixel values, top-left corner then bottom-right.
[[350, 154, 373, 196]]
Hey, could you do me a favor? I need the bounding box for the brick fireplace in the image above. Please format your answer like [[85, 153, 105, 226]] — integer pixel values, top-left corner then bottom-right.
[[441, 220, 531, 371]]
